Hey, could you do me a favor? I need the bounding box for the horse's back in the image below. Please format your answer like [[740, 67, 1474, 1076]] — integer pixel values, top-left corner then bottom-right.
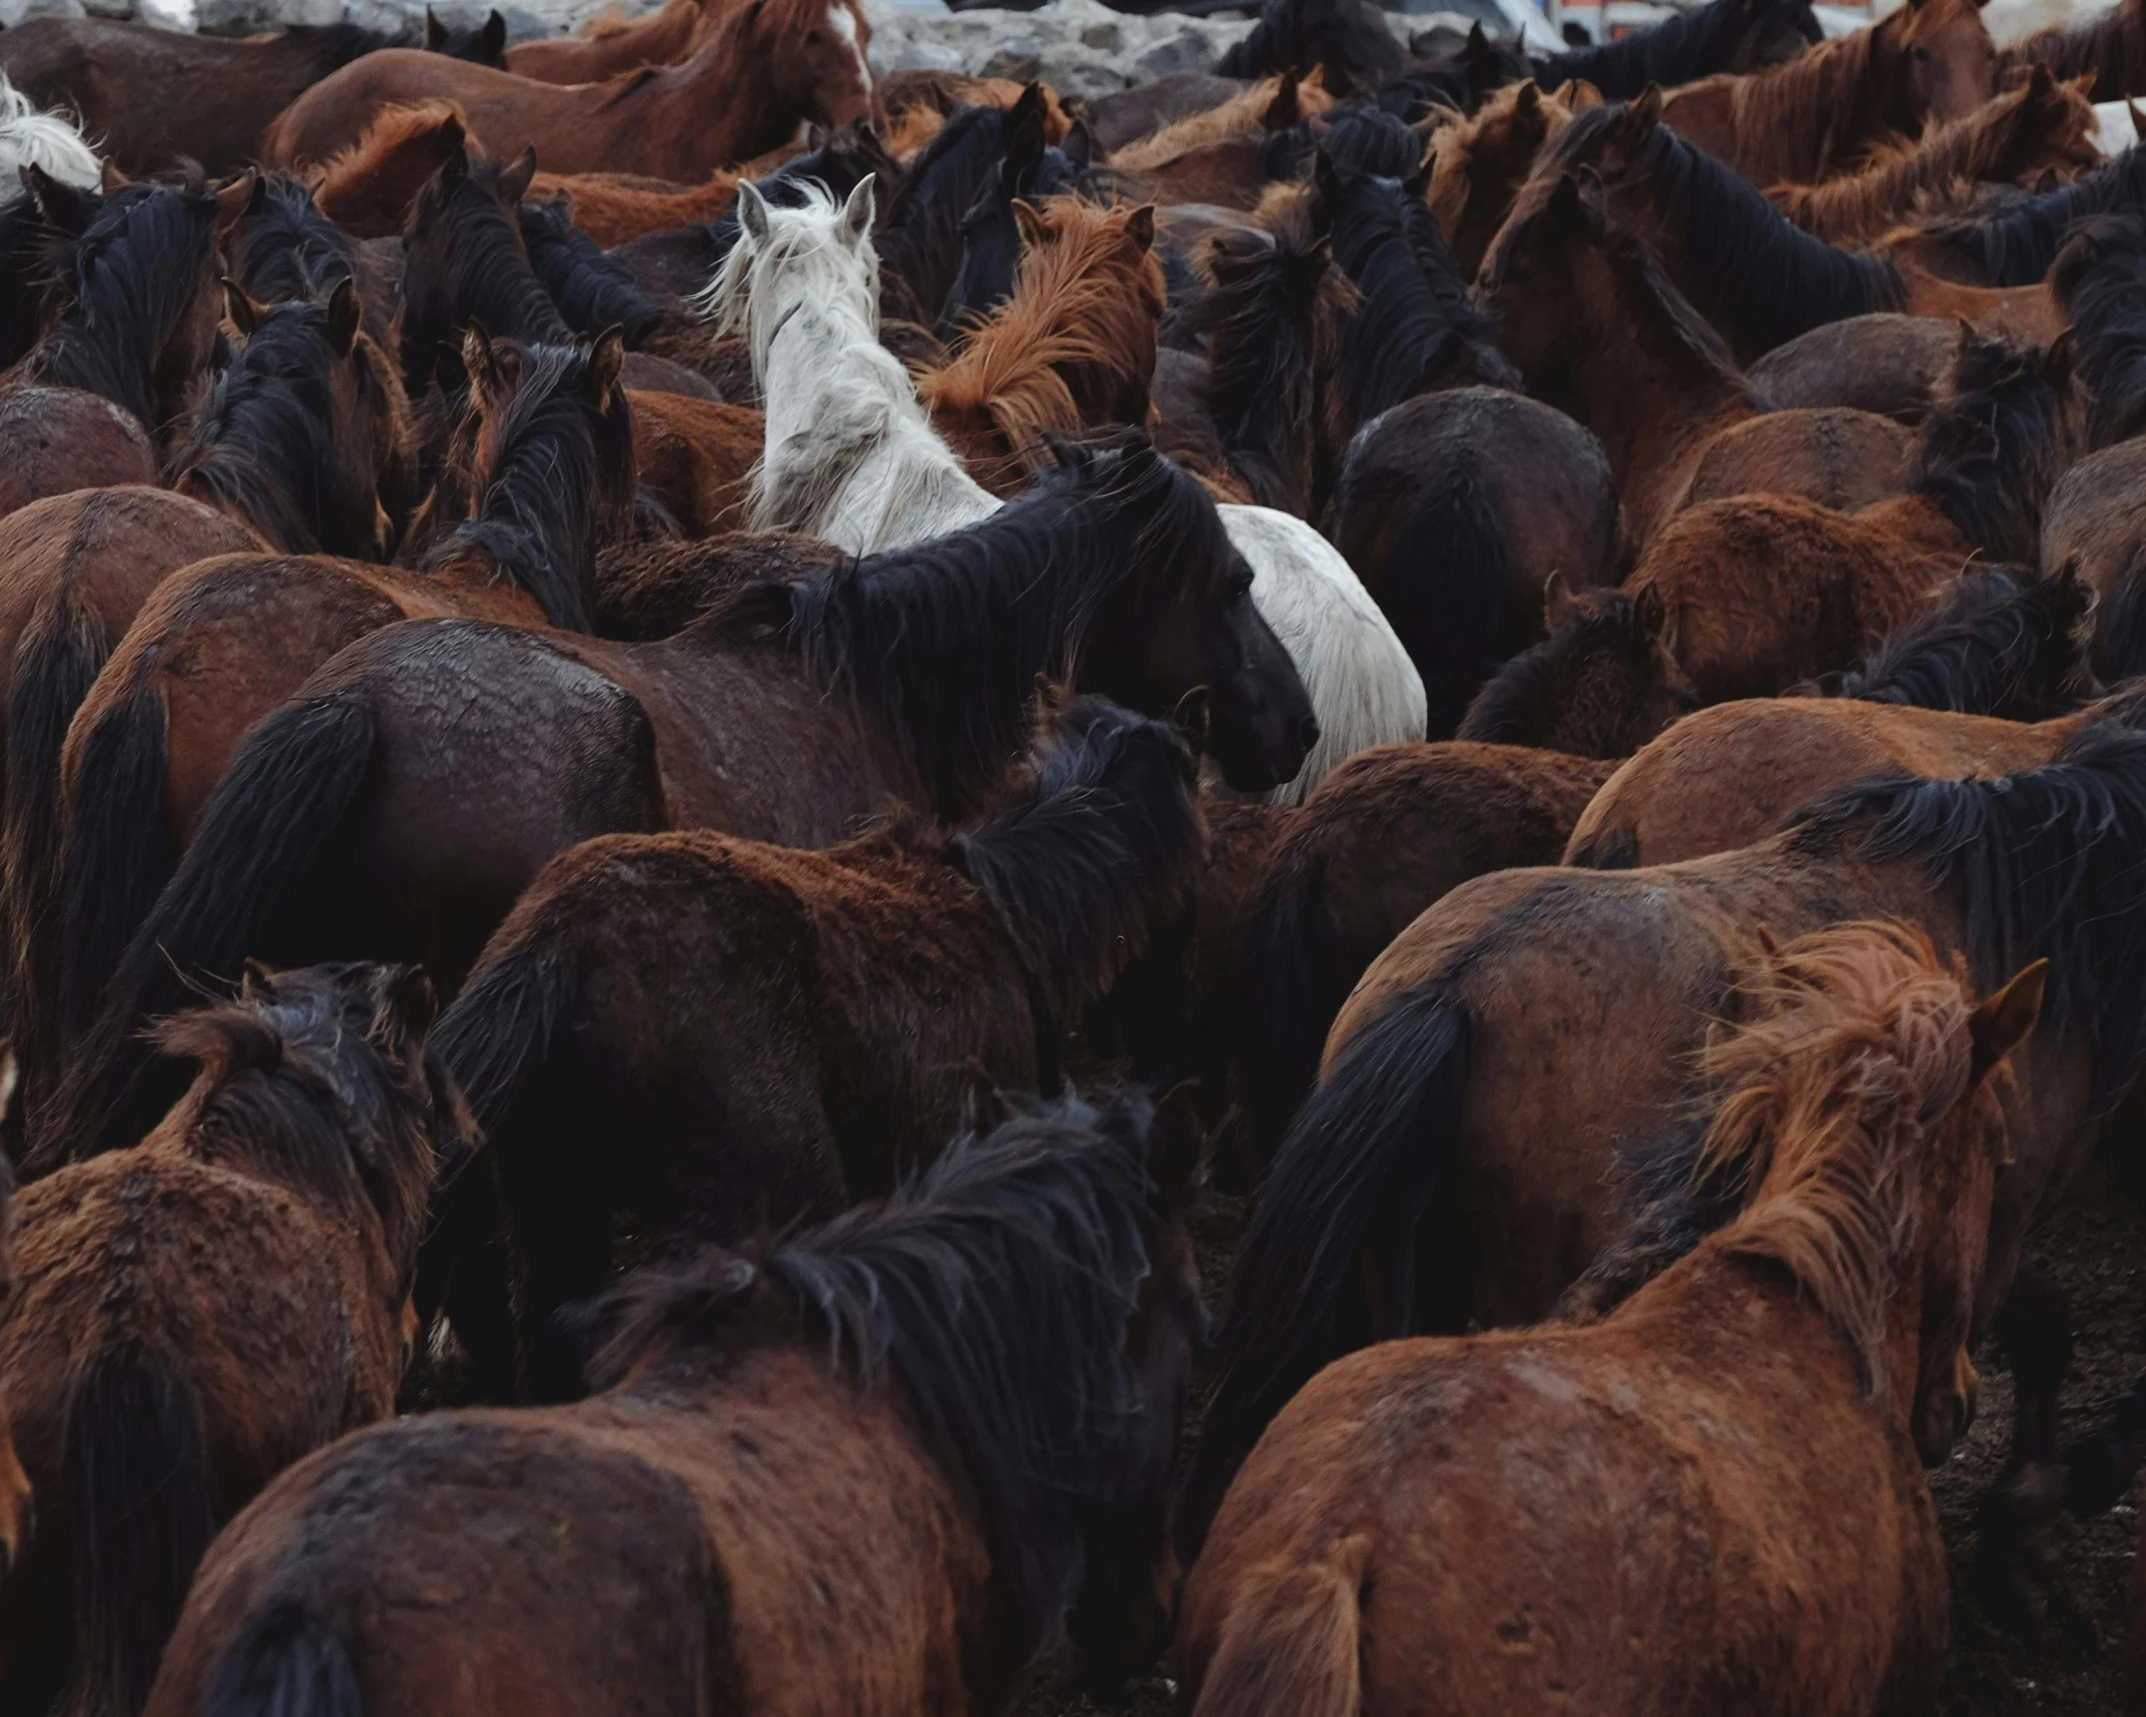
[[0, 386, 154, 527]]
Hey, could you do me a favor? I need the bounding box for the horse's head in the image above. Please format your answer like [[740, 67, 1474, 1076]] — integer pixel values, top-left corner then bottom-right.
[[1476, 165, 1623, 388], [1459, 577, 1699, 758], [1989, 64, 2101, 185], [1428, 79, 1593, 279], [1885, 0, 1997, 130], [702, 175, 880, 366], [398, 137, 542, 395], [1064, 432, 1317, 793], [733, 0, 876, 134]]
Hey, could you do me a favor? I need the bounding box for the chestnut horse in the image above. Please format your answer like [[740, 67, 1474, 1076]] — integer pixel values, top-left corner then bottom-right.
[[433, 694, 1205, 1394], [39, 432, 1312, 1169], [505, 0, 724, 83], [1658, 0, 1997, 187], [263, 0, 876, 183], [1179, 922, 2042, 1717], [146, 1089, 1204, 1715], [0, 170, 253, 519], [1181, 724, 2146, 1549], [1426, 77, 1598, 280], [46, 331, 633, 1104], [0, 962, 455, 1717]]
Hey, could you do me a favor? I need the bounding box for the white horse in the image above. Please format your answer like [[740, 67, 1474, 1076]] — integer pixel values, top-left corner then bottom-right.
[[0, 73, 100, 202], [703, 177, 1426, 802]]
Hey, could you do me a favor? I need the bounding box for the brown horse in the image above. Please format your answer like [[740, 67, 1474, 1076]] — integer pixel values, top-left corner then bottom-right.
[[526, 134, 800, 249], [39, 432, 1313, 1169], [263, 0, 876, 182], [1178, 922, 2042, 1717], [47, 332, 633, 1092], [0, 170, 253, 520], [146, 1088, 1204, 1716], [312, 100, 476, 240], [1660, 0, 1998, 187], [506, 0, 725, 83], [1425, 75, 1598, 278], [1223, 741, 1618, 1178], [625, 390, 760, 535], [1767, 66, 2098, 244], [0, 962, 455, 1717], [431, 694, 1205, 1394], [1178, 724, 2146, 1552], [1998, 0, 2146, 101], [919, 198, 1165, 495]]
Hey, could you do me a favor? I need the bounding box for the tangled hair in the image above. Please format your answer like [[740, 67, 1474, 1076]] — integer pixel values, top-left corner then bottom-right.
[[1917, 144, 2146, 288], [2051, 210, 2146, 448], [0, 71, 100, 201], [1823, 562, 2090, 720], [235, 173, 364, 307], [518, 195, 665, 345], [1698, 921, 1991, 1399], [1192, 222, 1336, 511], [1908, 329, 2071, 563]]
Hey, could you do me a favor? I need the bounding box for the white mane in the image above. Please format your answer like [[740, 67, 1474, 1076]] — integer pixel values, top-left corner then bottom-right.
[[0, 73, 100, 204]]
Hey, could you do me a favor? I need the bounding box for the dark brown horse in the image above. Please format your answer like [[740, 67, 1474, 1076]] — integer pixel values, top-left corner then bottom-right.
[[1180, 723, 2146, 1551], [39, 432, 1312, 1170], [47, 331, 634, 1103], [0, 962, 455, 1717], [0, 170, 253, 519], [1179, 922, 2041, 1717], [1998, 0, 2146, 102], [147, 1088, 1204, 1715], [433, 694, 1206, 1394], [1425, 76, 1598, 280], [263, 0, 877, 182], [1659, 0, 1998, 186]]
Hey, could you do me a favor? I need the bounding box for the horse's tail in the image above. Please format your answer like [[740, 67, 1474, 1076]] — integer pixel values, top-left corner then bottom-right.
[[1374, 456, 1509, 738], [1191, 1537, 1370, 1717], [1182, 985, 1473, 1557], [31, 691, 376, 1171], [430, 935, 580, 1146], [1, 583, 118, 1094], [202, 1606, 366, 1717], [1230, 843, 1334, 1177], [56, 1344, 217, 1717], [52, 670, 172, 1053]]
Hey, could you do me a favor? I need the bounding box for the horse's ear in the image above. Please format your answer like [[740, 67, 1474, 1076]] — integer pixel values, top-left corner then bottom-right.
[[462, 322, 505, 400], [1124, 203, 1156, 252], [1969, 958, 2047, 1085], [368, 963, 440, 1050], [585, 325, 626, 400], [498, 145, 538, 208], [240, 956, 276, 999], [213, 168, 260, 236], [440, 137, 471, 190], [1514, 78, 1542, 116], [1619, 84, 1665, 145], [837, 173, 875, 245], [424, 6, 446, 48], [735, 177, 771, 243], [2024, 62, 2054, 97], [1568, 78, 1605, 111], [23, 164, 96, 236], [1062, 118, 1094, 169], [481, 9, 507, 57], [437, 112, 467, 157], [2044, 327, 2078, 393], [220, 276, 268, 336], [1172, 684, 1212, 756], [1262, 69, 1301, 132], [1631, 579, 1668, 640], [325, 277, 362, 358], [1313, 146, 1343, 212], [1544, 171, 1602, 241], [1012, 197, 1048, 249], [1007, 81, 1048, 164], [1543, 569, 1579, 630]]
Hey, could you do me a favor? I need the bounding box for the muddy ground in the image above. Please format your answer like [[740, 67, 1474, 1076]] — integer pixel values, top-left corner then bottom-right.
[[1022, 1168, 2146, 1717]]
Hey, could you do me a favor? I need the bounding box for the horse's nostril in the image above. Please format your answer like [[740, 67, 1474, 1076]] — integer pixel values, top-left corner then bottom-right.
[[1296, 714, 1321, 753]]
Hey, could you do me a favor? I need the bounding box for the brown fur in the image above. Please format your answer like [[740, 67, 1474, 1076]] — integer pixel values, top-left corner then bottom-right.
[[1109, 72, 1332, 172], [1426, 76, 1597, 278], [1767, 67, 2097, 242], [1678, 406, 1915, 512], [528, 137, 799, 250], [627, 390, 760, 536], [263, 0, 877, 182], [312, 100, 477, 240], [506, 0, 725, 85], [1661, 0, 2000, 188], [1747, 312, 1961, 420], [1180, 924, 2037, 1717], [918, 198, 1165, 493], [592, 528, 844, 638]]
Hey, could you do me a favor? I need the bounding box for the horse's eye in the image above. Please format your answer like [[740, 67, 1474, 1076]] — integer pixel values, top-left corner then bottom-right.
[[807, 28, 821, 41], [1228, 573, 1253, 599]]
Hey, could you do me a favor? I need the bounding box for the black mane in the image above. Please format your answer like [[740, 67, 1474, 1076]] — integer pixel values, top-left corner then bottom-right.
[[25, 174, 220, 429], [236, 174, 362, 308], [1924, 147, 2146, 289], [952, 698, 1202, 1022], [1788, 722, 2146, 1109], [743, 431, 1240, 815], [1533, 0, 1819, 99], [2051, 211, 2146, 448], [400, 148, 569, 394], [519, 196, 665, 346], [423, 340, 635, 631], [1822, 563, 2090, 720], [167, 298, 370, 557], [1314, 106, 1425, 179], [877, 105, 1015, 321], [1195, 225, 1327, 509], [1910, 330, 2069, 562], [1554, 100, 1907, 353], [585, 1087, 1163, 1673]]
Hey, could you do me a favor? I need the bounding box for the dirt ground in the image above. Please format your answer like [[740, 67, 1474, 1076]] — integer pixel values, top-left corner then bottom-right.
[[1022, 1169, 2146, 1717]]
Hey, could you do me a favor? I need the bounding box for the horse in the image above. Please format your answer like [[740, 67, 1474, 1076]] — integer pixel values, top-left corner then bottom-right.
[[2050, 211, 2146, 449], [0, 71, 98, 198], [263, 0, 876, 183], [145, 1088, 1205, 1715], [1329, 388, 1620, 734], [1178, 723, 2146, 1552], [425, 8, 509, 67], [1532, 0, 1820, 101], [1997, 0, 2146, 103], [1222, 741, 1618, 1179], [505, 0, 721, 83], [0, 170, 254, 519], [1767, 67, 2099, 244], [310, 100, 475, 241], [1474, 163, 1910, 555], [0, 961, 456, 1717], [1744, 312, 1961, 421], [36, 431, 1313, 1171], [0, 18, 465, 176], [1426, 77, 1598, 280], [430, 693, 1205, 1393], [1886, 144, 2146, 288], [1221, 0, 1402, 98], [1178, 922, 2043, 1717], [44, 331, 634, 1107], [1658, 0, 1998, 188], [937, 87, 1097, 337], [1514, 94, 2062, 365], [230, 172, 401, 356], [395, 139, 556, 396]]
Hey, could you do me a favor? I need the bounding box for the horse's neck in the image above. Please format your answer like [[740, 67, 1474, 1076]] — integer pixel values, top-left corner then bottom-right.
[[645, 28, 789, 166], [1735, 35, 1897, 184], [1577, 322, 1754, 539]]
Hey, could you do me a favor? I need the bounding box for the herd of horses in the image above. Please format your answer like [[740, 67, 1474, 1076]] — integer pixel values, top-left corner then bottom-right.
[[0, 0, 2143, 1707]]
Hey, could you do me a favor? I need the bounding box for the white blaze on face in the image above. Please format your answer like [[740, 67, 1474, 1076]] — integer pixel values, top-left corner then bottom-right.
[[826, 3, 873, 99]]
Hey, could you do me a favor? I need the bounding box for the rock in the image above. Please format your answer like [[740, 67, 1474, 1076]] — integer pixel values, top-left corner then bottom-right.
[[0, 0, 86, 24], [865, 0, 1257, 99]]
